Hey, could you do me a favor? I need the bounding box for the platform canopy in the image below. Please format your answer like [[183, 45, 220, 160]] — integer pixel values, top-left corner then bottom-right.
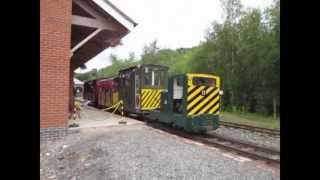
[[71, 0, 137, 70], [74, 78, 84, 85]]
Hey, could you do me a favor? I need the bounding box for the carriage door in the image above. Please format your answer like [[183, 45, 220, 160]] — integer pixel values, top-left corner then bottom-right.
[[135, 72, 140, 109], [120, 71, 135, 112], [173, 76, 184, 114], [128, 71, 136, 111]]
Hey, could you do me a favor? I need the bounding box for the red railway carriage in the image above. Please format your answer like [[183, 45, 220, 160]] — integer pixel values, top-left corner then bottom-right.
[[83, 79, 98, 104], [96, 77, 119, 107], [83, 77, 119, 108]]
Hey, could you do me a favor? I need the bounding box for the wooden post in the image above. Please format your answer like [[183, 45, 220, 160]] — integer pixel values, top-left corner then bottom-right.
[[273, 96, 277, 119]]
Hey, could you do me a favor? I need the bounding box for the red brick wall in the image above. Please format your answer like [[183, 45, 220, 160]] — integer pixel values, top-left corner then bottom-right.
[[69, 69, 74, 113], [40, 0, 72, 129]]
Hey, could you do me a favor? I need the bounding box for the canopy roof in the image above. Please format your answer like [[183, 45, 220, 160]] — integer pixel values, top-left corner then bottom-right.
[[74, 78, 84, 85], [71, 0, 137, 70]]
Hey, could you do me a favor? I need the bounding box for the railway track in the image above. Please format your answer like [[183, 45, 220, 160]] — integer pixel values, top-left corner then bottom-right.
[[203, 132, 280, 165], [146, 121, 280, 167], [97, 107, 280, 167], [219, 121, 280, 136]]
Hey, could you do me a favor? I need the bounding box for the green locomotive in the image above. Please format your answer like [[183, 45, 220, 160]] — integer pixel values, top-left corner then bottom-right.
[[147, 73, 223, 133]]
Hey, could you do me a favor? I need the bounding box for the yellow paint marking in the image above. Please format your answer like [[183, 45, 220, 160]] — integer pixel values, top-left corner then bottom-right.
[[188, 87, 217, 115], [198, 95, 220, 114], [187, 86, 205, 101], [142, 90, 153, 107], [145, 90, 157, 108], [209, 104, 220, 114], [188, 85, 196, 93], [147, 90, 160, 108]]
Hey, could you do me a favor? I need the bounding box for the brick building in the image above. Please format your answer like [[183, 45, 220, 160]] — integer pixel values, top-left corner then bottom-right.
[[40, 0, 137, 141]]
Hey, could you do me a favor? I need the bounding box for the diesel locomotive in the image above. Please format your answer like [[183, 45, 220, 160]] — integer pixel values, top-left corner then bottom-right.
[[147, 73, 222, 133], [83, 64, 223, 133]]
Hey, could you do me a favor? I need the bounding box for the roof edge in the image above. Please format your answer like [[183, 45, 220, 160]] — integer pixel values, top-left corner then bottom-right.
[[103, 0, 138, 27], [91, 0, 138, 31]]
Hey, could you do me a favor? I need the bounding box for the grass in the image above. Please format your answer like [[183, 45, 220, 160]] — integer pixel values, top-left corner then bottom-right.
[[220, 111, 280, 130]]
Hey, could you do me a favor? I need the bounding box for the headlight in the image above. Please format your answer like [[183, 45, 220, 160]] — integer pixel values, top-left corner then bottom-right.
[[219, 90, 224, 95]]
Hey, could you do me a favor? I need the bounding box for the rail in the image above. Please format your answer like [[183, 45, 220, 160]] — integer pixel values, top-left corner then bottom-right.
[[219, 121, 280, 136], [145, 120, 280, 167]]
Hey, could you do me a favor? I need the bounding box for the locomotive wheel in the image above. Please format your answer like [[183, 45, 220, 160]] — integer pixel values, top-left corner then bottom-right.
[[172, 123, 183, 131], [123, 111, 129, 116], [172, 123, 179, 129]]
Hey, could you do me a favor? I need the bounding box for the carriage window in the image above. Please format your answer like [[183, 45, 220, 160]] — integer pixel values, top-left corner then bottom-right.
[[144, 69, 152, 86], [143, 67, 167, 88], [193, 77, 216, 87], [173, 77, 183, 99], [173, 77, 184, 114], [135, 74, 140, 94], [154, 70, 161, 87], [124, 73, 131, 87]]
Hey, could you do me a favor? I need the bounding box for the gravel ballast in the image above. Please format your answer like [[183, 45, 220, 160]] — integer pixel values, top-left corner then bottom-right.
[[213, 126, 280, 150], [41, 124, 279, 180]]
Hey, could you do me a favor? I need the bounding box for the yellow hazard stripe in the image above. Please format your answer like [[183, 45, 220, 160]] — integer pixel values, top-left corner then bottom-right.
[[187, 85, 196, 93], [150, 91, 161, 108], [198, 94, 220, 115], [187, 86, 206, 101], [187, 87, 216, 115], [144, 90, 157, 108], [145, 90, 156, 108], [187, 87, 214, 110], [187, 87, 220, 116], [209, 104, 220, 114], [141, 89, 162, 110], [142, 90, 148, 99], [141, 90, 153, 106], [151, 91, 160, 108]]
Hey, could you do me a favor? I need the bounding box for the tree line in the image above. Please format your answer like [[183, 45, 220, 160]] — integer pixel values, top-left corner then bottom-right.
[[76, 0, 280, 118]]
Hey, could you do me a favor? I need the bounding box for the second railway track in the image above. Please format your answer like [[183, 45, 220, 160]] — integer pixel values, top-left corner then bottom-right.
[[219, 121, 280, 136]]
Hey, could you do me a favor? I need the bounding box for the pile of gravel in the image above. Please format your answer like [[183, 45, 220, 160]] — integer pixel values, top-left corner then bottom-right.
[[213, 126, 280, 150], [41, 125, 279, 180]]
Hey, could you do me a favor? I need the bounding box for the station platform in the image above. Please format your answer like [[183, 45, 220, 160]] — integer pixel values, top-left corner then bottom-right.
[[68, 106, 144, 130]]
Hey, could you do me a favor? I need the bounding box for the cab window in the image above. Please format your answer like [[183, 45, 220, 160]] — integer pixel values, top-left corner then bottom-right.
[[144, 67, 152, 86], [143, 67, 167, 88], [193, 77, 216, 87]]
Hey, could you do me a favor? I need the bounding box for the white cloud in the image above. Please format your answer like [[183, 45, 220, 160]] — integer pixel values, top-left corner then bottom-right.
[[75, 0, 273, 73]]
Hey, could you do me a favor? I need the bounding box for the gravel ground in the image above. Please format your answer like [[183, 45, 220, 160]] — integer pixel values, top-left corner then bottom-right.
[[213, 126, 280, 150], [41, 124, 279, 180]]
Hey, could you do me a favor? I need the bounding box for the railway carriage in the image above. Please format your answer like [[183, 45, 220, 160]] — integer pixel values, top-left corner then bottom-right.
[[147, 73, 223, 133], [118, 64, 169, 115], [96, 77, 119, 108], [83, 77, 119, 107]]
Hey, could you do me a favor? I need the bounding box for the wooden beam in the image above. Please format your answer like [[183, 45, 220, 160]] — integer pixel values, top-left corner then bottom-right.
[[72, 15, 117, 31], [73, 0, 119, 31], [71, 28, 103, 54]]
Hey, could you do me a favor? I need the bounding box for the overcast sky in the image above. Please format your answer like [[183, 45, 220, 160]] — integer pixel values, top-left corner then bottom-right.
[[75, 0, 273, 73]]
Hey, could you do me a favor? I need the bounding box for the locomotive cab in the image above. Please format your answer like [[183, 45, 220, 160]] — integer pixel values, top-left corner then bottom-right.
[[118, 64, 168, 115]]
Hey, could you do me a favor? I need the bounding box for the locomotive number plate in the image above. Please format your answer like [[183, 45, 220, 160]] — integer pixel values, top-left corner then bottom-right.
[[201, 89, 206, 96]]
